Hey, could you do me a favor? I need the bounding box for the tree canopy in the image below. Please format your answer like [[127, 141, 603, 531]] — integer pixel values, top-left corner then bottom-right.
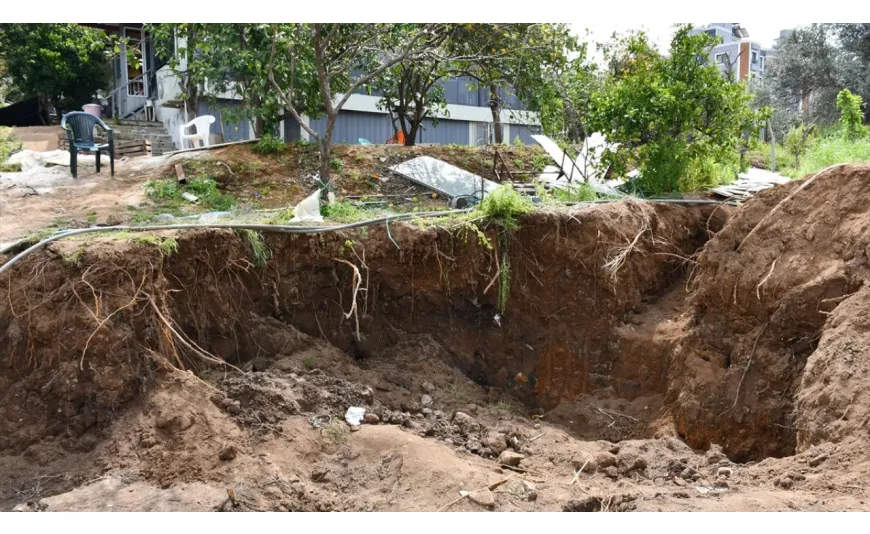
[[589, 26, 762, 194], [0, 23, 111, 121]]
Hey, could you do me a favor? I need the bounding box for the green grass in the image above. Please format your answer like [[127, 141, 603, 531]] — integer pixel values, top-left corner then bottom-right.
[[0, 127, 22, 165], [235, 229, 271, 267], [787, 135, 870, 178], [131, 235, 179, 257], [476, 185, 533, 231], [321, 200, 375, 223], [251, 134, 285, 155], [144, 178, 235, 211], [303, 357, 316, 370]]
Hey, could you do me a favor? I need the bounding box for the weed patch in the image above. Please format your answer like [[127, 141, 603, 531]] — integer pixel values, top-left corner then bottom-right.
[[145, 178, 235, 211]]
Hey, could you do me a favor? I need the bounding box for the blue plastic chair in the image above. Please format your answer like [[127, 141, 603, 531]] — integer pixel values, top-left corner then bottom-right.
[[61, 112, 115, 178]]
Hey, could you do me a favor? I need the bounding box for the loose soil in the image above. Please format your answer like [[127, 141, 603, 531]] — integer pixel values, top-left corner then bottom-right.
[[1, 162, 870, 512]]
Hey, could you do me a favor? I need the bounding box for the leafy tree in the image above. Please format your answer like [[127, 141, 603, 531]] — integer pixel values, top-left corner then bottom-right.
[[766, 25, 841, 125], [449, 24, 578, 144], [268, 23, 449, 184], [0, 23, 111, 122], [536, 51, 598, 144], [589, 26, 762, 194], [836, 88, 868, 138], [150, 24, 287, 137], [834, 24, 870, 122], [371, 39, 453, 147]]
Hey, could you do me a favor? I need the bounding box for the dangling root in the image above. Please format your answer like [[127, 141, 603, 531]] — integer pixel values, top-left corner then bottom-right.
[[148, 297, 244, 373], [332, 258, 363, 341]]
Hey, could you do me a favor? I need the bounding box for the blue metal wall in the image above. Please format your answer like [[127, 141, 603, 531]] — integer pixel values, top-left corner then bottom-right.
[[309, 111, 394, 144], [509, 124, 541, 145], [197, 100, 250, 142], [418, 118, 469, 144]]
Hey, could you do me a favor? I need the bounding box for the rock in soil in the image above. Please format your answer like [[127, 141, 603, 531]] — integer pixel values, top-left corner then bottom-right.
[[595, 452, 618, 470], [563, 496, 601, 512], [468, 488, 496, 509], [421, 394, 433, 406], [363, 413, 380, 424], [218, 445, 237, 461], [809, 454, 828, 468], [506, 479, 537, 502], [452, 412, 480, 436], [776, 476, 794, 490], [482, 432, 508, 456], [498, 450, 524, 466]]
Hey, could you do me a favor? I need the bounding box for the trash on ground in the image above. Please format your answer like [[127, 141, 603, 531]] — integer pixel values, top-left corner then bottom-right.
[[345, 406, 366, 426], [291, 189, 324, 223]]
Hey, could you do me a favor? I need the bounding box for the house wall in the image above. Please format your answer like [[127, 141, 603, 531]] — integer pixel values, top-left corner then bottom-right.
[[418, 118, 472, 144]]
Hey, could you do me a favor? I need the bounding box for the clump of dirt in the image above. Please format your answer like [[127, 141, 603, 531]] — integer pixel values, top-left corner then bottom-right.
[[669, 164, 870, 461]]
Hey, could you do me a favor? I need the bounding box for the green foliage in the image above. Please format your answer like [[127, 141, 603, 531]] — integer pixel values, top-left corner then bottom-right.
[[149, 24, 289, 136], [836, 89, 868, 139], [321, 200, 369, 222], [0, 127, 22, 163], [144, 178, 235, 211], [590, 26, 763, 195], [0, 162, 22, 172], [61, 247, 85, 268], [477, 185, 533, 230], [0, 24, 111, 116], [329, 157, 343, 175], [235, 229, 271, 267], [784, 123, 818, 168], [131, 235, 179, 258], [788, 134, 870, 178], [530, 153, 550, 172], [303, 357, 316, 370], [251, 133, 286, 155]]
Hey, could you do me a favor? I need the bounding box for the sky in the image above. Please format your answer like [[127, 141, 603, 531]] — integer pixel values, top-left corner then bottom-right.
[[574, 19, 815, 58]]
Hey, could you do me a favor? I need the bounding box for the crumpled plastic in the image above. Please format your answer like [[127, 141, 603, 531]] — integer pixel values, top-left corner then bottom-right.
[[344, 406, 366, 426]]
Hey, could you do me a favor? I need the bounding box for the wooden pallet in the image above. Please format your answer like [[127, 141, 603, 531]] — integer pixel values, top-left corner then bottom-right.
[[57, 133, 152, 158]]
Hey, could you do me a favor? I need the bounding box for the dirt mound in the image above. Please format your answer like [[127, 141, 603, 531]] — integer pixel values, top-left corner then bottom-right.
[[669, 164, 870, 461]]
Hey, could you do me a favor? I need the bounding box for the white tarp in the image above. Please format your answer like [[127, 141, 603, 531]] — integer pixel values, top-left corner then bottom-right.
[[291, 189, 324, 223], [390, 156, 499, 200], [530, 134, 623, 197]]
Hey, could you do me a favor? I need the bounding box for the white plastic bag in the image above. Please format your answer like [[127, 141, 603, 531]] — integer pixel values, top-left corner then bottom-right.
[[291, 188, 324, 223], [344, 406, 366, 426]]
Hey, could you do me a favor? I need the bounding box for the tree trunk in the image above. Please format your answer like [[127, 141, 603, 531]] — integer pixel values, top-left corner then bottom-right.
[[769, 119, 776, 172], [254, 116, 266, 138], [319, 115, 336, 185], [489, 84, 503, 144], [404, 122, 419, 147], [801, 90, 810, 122]]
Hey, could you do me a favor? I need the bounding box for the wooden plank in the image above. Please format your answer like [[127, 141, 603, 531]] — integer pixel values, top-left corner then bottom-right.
[[175, 164, 187, 184]]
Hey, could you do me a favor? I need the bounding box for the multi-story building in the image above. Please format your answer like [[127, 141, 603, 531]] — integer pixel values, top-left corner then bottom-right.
[[690, 23, 768, 81]]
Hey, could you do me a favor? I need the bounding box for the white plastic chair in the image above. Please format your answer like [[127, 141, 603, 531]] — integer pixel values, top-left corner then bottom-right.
[[179, 115, 215, 149]]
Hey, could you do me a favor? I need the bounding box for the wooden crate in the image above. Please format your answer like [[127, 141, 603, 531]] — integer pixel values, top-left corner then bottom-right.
[[57, 132, 152, 158]]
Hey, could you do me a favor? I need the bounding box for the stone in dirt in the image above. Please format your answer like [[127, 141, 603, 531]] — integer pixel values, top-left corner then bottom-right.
[[776, 476, 794, 490], [482, 432, 508, 456], [311, 467, 330, 482], [595, 451, 618, 470], [809, 454, 828, 468], [421, 381, 436, 394], [617, 452, 647, 474], [717, 467, 732, 478], [468, 488, 496, 509], [218, 445, 237, 461], [506, 479, 537, 502], [498, 450, 524, 466], [563, 496, 601, 512], [453, 412, 480, 436], [603, 466, 619, 479], [363, 413, 380, 424], [421, 394, 433, 406]]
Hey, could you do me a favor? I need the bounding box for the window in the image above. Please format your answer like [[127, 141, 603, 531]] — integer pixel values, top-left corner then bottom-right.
[[715, 53, 728, 64], [751, 50, 758, 65], [759, 56, 765, 70]]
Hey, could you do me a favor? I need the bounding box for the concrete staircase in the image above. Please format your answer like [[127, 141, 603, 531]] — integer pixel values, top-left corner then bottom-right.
[[108, 119, 176, 155]]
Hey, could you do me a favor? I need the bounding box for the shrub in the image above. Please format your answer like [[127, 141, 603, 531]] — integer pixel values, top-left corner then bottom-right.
[[251, 134, 285, 155], [836, 89, 868, 139], [477, 185, 533, 230], [144, 178, 235, 211]]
